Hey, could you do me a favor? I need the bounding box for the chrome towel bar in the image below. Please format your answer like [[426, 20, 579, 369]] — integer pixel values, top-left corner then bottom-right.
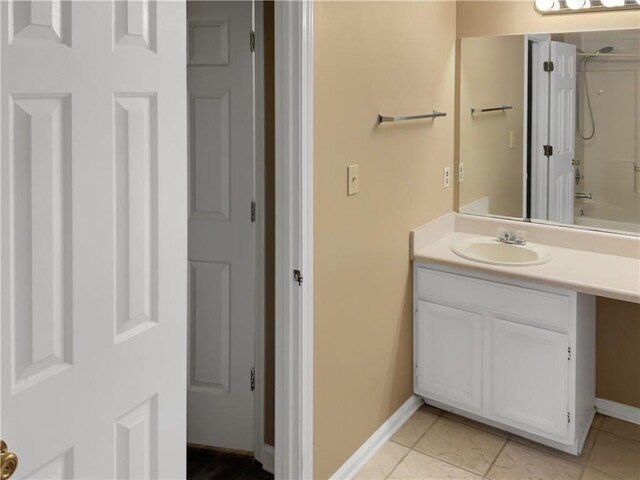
[[377, 111, 447, 124], [471, 105, 513, 115]]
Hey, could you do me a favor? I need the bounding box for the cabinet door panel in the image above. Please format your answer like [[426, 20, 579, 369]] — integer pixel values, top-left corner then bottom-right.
[[492, 318, 570, 441], [416, 300, 482, 411]]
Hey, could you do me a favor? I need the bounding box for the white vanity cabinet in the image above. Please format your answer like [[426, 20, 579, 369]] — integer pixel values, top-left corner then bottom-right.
[[414, 264, 596, 455]]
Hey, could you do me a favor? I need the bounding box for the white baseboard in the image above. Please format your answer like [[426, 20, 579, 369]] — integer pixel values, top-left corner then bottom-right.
[[330, 395, 424, 480], [257, 444, 274, 474], [595, 398, 640, 426]]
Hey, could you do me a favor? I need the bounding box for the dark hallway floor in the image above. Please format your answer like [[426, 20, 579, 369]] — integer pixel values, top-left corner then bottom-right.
[[187, 445, 274, 480]]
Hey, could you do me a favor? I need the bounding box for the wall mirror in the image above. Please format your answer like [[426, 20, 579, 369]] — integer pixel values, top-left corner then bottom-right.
[[457, 29, 640, 235]]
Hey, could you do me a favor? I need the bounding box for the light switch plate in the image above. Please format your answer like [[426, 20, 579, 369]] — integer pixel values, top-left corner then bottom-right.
[[443, 166, 451, 188], [458, 163, 464, 182], [509, 130, 516, 149], [347, 164, 359, 196]]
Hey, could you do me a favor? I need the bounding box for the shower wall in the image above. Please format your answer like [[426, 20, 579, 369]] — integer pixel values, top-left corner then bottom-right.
[[568, 30, 640, 232]]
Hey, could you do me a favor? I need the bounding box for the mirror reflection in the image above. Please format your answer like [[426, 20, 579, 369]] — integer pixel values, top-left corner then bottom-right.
[[458, 29, 640, 235]]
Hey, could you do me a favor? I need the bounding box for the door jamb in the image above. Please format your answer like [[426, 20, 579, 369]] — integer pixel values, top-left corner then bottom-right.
[[252, 0, 273, 473], [274, 1, 314, 478]]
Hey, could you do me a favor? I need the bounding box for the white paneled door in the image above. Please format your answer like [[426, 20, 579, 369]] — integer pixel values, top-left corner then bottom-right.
[[0, 1, 187, 479], [548, 41, 577, 224], [187, 1, 257, 451]]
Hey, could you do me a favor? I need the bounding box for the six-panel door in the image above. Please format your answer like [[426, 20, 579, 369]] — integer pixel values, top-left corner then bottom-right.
[[0, 1, 187, 478]]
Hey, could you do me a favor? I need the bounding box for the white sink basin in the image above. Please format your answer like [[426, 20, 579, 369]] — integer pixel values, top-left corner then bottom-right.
[[451, 237, 551, 266]]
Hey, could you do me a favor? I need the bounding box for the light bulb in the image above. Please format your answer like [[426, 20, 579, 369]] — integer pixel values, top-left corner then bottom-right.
[[566, 0, 586, 9], [600, 0, 624, 6], [535, 0, 556, 11]]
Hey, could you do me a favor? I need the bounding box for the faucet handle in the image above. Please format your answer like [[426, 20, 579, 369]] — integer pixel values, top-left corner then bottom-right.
[[496, 227, 507, 240]]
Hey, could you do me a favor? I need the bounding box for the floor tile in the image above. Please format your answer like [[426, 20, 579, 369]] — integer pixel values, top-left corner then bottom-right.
[[391, 407, 439, 447], [580, 468, 621, 480], [388, 450, 481, 480], [598, 417, 640, 442], [510, 427, 597, 465], [442, 412, 510, 438], [587, 431, 640, 479], [354, 441, 409, 480], [487, 442, 583, 480], [422, 403, 444, 416], [413, 418, 506, 475]]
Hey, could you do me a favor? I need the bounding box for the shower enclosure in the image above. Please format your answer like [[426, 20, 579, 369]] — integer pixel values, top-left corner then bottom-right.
[[572, 31, 640, 234]]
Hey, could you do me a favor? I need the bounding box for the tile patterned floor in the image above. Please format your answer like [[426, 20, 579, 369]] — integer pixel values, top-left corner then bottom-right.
[[354, 405, 640, 480]]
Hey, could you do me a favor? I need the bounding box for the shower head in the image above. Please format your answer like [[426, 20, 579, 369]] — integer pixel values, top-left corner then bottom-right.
[[595, 46, 614, 55]]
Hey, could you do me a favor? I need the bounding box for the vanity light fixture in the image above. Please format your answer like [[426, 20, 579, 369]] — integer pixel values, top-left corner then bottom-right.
[[535, 0, 639, 14]]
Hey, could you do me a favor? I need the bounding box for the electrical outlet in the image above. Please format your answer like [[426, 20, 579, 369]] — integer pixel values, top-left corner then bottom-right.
[[347, 164, 359, 196], [458, 163, 464, 182], [443, 166, 451, 188]]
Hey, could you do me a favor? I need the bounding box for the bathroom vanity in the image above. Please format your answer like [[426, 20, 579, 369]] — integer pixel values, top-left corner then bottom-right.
[[414, 264, 594, 455], [411, 213, 640, 456]]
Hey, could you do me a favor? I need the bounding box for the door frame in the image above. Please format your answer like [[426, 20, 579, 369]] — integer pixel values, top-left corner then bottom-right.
[[252, 0, 271, 472], [274, 1, 314, 479]]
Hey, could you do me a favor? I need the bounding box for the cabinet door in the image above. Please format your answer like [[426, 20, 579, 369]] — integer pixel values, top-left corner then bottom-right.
[[492, 318, 569, 441], [416, 300, 482, 411]]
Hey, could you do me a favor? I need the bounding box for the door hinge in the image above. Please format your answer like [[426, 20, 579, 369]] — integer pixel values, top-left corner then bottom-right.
[[251, 201, 256, 222], [568, 347, 571, 361], [250, 30, 256, 52], [567, 412, 571, 424], [544, 60, 554, 72], [293, 269, 303, 286], [543, 145, 553, 157], [251, 367, 255, 391]]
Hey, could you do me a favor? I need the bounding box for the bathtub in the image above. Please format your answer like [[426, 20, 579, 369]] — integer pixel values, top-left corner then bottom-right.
[[573, 215, 640, 235]]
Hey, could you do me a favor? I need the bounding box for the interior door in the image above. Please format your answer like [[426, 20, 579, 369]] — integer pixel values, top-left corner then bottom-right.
[[187, 1, 257, 451], [548, 41, 577, 224], [0, 1, 187, 479], [529, 38, 551, 220], [491, 318, 570, 442]]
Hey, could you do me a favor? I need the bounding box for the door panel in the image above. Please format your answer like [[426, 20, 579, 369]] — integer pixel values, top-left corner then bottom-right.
[[548, 41, 577, 224], [187, 1, 256, 451], [1, 1, 187, 478], [492, 317, 570, 442], [416, 300, 483, 412]]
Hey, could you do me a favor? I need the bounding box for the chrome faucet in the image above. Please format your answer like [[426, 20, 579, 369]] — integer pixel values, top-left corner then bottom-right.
[[496, 228, 527, 245]]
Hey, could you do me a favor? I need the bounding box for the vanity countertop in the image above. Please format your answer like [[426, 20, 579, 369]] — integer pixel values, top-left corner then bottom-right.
[[412, 214, 640, 304]]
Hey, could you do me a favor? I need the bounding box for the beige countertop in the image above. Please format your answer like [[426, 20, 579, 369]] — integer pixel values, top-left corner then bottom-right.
[[411, 214, 640, 304]]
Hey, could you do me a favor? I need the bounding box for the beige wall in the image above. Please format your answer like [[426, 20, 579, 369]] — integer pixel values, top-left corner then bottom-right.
[[313, 1, 456, 478], [596, 298, 640, 408], [459, 35, 525, 217], [457, 0, 640, 38], [455, 1, 640, 410]]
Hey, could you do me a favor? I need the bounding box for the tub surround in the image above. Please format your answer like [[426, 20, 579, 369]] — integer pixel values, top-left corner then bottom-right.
[[411, 213, 640, 304]]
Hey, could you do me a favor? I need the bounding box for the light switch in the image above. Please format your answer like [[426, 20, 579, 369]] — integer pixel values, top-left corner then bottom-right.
[[509, 130, 516, 149], [443, 166, 451, 188], [347, 164, 359, 196], [458, 163, 464, 182]]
